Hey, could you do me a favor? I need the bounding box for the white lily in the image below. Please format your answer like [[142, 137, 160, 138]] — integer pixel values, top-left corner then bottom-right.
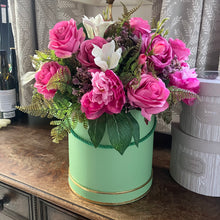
[[21, 71, 36, 86], [83, 14, 114, 39], [92, 40, 122, 71]]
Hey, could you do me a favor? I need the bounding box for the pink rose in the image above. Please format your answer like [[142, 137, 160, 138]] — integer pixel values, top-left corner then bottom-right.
[[129, 17, 151, 37], [77, 36, 107, 68], [34, 61, 70, 99], [81, 70, 125, 119], [138, 54, 147, 74], [169, 38, 190, 62], [138, 54, 147, 65], [127, 74, 170, 121], [48, 19, 85, 58], [142, 34, 172, 71], [169, 68, 200, 105]]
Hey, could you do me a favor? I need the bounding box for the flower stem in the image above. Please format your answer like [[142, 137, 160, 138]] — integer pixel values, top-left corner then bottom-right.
[[106, 0, 115, 21]]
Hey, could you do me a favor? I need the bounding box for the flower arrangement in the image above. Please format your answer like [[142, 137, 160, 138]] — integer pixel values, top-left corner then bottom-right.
[[19, 2, 200, 154]]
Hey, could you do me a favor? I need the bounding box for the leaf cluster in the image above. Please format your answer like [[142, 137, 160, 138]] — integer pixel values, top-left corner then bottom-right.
[[168, 86, 199, 106], [115, 39, 142, 85], [17, 70, 88, 143], [88, 111, 140, 155]]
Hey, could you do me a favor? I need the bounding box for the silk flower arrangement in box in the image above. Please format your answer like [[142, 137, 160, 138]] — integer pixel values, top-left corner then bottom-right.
[[19, 3, 199, 154], [18, 1, 200, 205]]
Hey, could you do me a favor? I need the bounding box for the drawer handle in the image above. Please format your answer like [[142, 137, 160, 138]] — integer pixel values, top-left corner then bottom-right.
[[0, 195, 10, 211]]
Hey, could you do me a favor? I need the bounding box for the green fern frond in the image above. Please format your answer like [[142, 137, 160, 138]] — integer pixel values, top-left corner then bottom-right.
[[121, 1, 128, 15], [157, 109, 172, 124], [16, 93, 54, 118], [115, 38, 142, 85], [47, 69, 72, 95], [118, 1, 142, 24], [168, 86, 199, 105]]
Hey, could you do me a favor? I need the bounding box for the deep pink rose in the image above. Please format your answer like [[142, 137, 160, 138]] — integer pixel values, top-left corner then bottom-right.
[[34, 61, 70, 99], [169, 38, 190, 62], [129, 17, 151, 37], [48, 19, 85, 58], [138, 54, 147, 74], [142, 34, 172, 71], [81, 70, 125, 119], [77, 36, 107, 67], [127, 74, 170, 121], [169, 68, 200, 105]]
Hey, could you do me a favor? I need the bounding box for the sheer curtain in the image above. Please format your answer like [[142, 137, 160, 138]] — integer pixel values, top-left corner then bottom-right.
[[153, 0, 220, 72], [152, 0, 220, 133], [8, 0, 85, 105]]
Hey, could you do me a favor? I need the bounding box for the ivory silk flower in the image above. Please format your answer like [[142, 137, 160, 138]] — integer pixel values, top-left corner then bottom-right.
[[83, 14, 114, 39], [92, 40, 122, 71]]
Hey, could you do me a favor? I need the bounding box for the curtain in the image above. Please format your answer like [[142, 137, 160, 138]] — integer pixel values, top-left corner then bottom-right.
[[152, 0, 220, 133], [8, 0, 85, 105], [157, 0, 220, 72]]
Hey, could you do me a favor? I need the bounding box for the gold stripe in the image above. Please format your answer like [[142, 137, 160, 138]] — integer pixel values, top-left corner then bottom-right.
[[69, 170, 153, 195], [68, 183, 152, 206]]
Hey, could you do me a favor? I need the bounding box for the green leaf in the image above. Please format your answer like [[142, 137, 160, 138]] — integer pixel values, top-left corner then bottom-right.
[[107, 112, 132, 155], [126, 112, 140, 147], [88, 114, 106, 147]]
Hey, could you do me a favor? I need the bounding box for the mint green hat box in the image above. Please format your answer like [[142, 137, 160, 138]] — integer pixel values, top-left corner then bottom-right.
[[68, 110, 156, 205]]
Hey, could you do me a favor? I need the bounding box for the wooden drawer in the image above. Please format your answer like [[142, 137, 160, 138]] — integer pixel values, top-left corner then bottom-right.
[[39, 200, 88, 220], [0, 182, 33, 220]]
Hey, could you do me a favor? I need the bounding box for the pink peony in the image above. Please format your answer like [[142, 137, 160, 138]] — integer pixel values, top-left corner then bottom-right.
[[34, 61, 70, 99], [142, 34, 172, 71], [169, 38, 190, 62], [48, 19, 85, 58], [129, 17, 151, 37], [127, 74, 170, 121], [81, 70, 125, 119], [77, 36, 107, 68], [169, 68, 200, 105]]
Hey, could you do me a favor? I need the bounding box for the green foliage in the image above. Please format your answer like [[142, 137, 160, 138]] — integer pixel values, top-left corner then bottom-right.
[[118, 1, 142, 26], [104, 1, 142, 38], [47, 69, 72, 95], [168, 86, 199, 106], [126, 112, 140, 147], [17, 92, 54, 118], [86, 111, 140, 154], [32, 50, 79, 75], [31, 50, 60, 71], [50, 117, 75, 143], [17, 90, 88, 143], [157, 109, 172, 124], [88, 114, 106, 147], [115, 39, 142, 85], [107, 112, 132, 154]]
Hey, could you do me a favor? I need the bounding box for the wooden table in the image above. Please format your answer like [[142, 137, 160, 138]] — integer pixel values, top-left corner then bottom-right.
[[0, 115, 219, 219]]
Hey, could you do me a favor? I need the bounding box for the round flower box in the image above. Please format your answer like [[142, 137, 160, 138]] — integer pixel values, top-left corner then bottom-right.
[[180, 77, 220, 142], [68, 111, 156, 205], [170, 123, 220, 197]]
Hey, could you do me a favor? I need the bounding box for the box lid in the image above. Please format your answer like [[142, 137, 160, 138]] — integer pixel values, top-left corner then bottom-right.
[[198, 77, 220, 97]]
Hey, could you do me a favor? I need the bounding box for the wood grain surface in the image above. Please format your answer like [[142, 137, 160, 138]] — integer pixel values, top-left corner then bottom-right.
[[0, 115, 219, 220]]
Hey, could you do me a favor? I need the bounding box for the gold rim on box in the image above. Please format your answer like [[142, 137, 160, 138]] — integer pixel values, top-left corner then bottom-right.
[[68, 183, 152, 206], [69, 170, 153, 195]]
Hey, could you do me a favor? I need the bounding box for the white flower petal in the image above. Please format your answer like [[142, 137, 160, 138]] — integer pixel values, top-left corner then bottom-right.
[[94, 57, 108, 71], [92, 44, 103, 57], [21, 71, 36, 85], [109, 52, 121, 69], [94, 14, 104, 24]]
